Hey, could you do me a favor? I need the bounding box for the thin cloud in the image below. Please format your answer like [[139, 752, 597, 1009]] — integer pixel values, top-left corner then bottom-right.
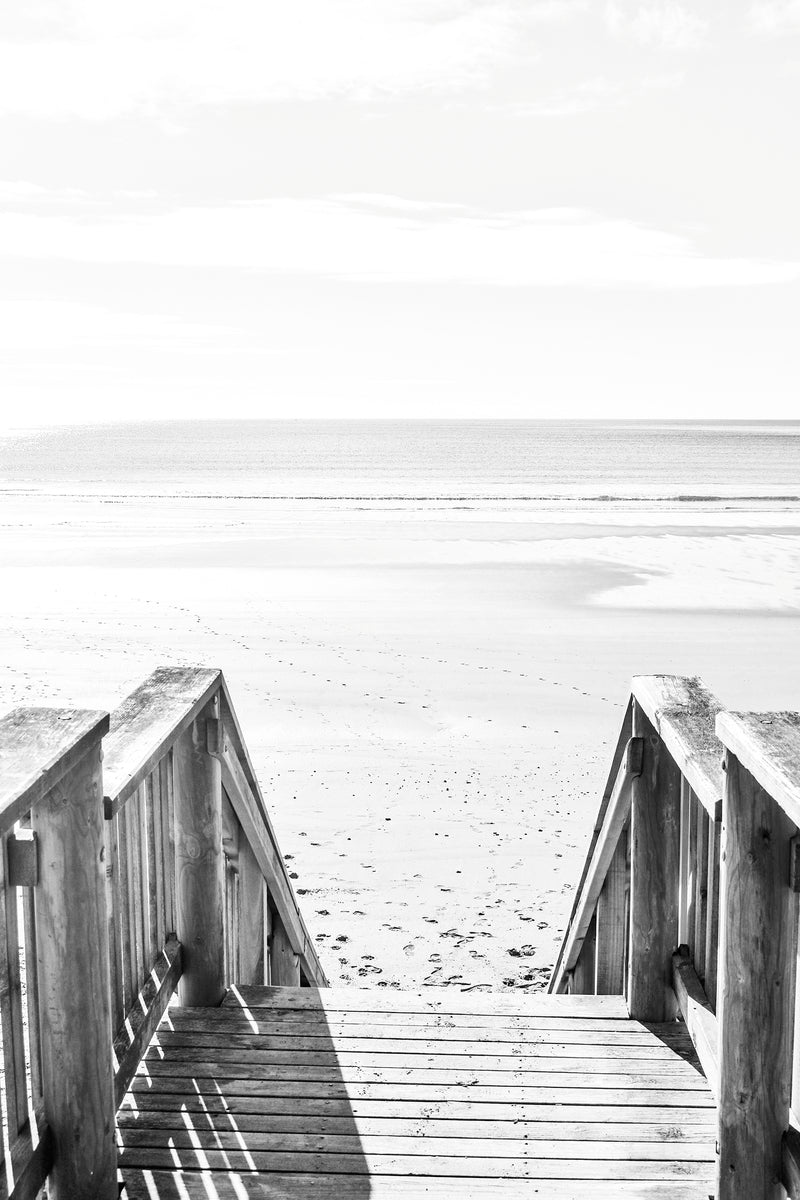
[[605, 1, 709, 49], [0, 0, 574, 119], [749, 0, 800, 31], [1, 189, 797, 290]]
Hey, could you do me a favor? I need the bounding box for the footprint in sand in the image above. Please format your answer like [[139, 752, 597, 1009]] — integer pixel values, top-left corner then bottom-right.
[[403, 943, 416, 956]]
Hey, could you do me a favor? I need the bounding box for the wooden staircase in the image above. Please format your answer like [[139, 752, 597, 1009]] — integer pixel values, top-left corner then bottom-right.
[[117, 986, 716, 1198]]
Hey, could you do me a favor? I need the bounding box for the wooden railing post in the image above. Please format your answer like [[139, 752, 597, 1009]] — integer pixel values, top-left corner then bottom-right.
[[32, 712, 117, 1199], [628, 698, 681, 1020], [173, 694, 225, 1005], [716, 744, 796, 1199], [595, 829, 628, 994]]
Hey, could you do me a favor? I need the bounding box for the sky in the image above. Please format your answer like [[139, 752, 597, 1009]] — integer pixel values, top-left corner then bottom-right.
[[1, 0, 799, 423]]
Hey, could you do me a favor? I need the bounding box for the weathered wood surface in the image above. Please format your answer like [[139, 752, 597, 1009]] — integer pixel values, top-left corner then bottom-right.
[[33, 737, 117, 1198], [595, 828, 628, 994], [717, 710, 800, 827], [632, 676, 724, 819], [173, 701, 225, 1006], [103, 667, 221, 814], [716, 749, 797, 1200], [117, 987, 715, 1196], [0, 707, 109, 832], [549, 708, 632, 991], [114, 937, 182, 1107], [628, 700, 681, 1022], [671, 946, 719, 1099]]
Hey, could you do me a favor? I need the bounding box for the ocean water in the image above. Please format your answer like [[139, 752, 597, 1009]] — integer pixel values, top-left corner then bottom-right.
[[1, 419, 799, 506]]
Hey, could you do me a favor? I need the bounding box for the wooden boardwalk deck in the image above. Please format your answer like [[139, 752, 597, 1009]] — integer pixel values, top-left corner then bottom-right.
[[118, 986, 716, 1199]]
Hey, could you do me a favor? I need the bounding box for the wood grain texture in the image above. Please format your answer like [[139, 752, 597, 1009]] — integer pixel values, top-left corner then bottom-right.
[[716, 710, 800, 828], [33, 739, 117, 1199], [173, 703, 225, 1007], [114, 937, 182, 1108], [595, 829, 628, 995], [671, 946, 719, 1100], [238, 836, 266, 985], [0, 707, 109, 833], [632, 676, 724, 820], [224, 985, 631, 1016], [103, 667, 220, 814], [628, 701, 682, 1022], [716, 751, 797, 1200]]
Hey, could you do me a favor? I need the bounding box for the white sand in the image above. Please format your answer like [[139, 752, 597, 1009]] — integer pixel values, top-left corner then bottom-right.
[[1, 493, 799, 990]]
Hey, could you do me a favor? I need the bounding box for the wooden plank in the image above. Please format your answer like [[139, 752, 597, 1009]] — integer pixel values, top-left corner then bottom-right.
[[692, 802, 709, 983], [145, 772, 160, 968], [0, 837, 26, 1136], [119, 1170, 716, 1200], [549, 705, 633, 992], [116, 804, 135, 1013], [128, 786, 146, 996], [238, 836, 266, 985], [595, 829, 628, 995], [162, 1013, 701, 1042], [117, 1126, 716, 1162], [678, 778, 691, 945], [223, 986, 631, 1017], [550, 737, 639, 988], [172, 1006, 638, 1031], [103, 667, 221, 814], [628, 700, 681, 1022], [32, 735, 117, 1198], [152, 1031, 686, 1059], [671, 947, 719, 1099], [104, 813, 124, 1039], [716, 710, 800, 827], [716, 749, 797, 1199], [632, 676, 724, 820], [117, 1110, 715, 1139], [218, 681, 327, 987], [121, 1094, 718, 1123], [685, 787, 697, 956], [137, 1059, 709, 1089], [128, 1075, 715, 1106], [162, 752, 176, 937], [0, 707, 109, 833], [173, 700, 225, 1006], [782, 1124, 800, 1200], [115, 1147, 715, 1180], [114, 937, 182, 1108], [571, 913, 596, 995], [20, 881, 43, 1105], [704, 819, 721, 1010]]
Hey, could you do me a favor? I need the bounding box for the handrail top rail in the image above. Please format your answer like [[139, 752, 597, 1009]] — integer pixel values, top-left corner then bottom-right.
[[632, 674, 724, 819], [0, 706, 109, 833], [716, 710, 800, 827], [103, 666, 221, 813]]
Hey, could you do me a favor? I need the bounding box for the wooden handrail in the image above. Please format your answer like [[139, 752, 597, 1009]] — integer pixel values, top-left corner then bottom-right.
[[632, 675, 725, 820], [548, 735, 641, 991], [717, 710, 800, 826]]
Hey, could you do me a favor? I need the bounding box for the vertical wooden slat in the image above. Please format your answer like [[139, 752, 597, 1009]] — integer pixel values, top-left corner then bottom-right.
[[705, 818, 721, 1010], [693, 803, 709, 983], [104, 815, 123, 1039], [628, 699, 681, 1022], [678, 777, 691, 945], [0, 841, 27, 1136], [20, 884, 42, 1106], [594, 829, 628, 995], [126, 790, 144, 997], [270, 905, 301, 987], [151, 764, 166, 954], [265, 883, 272, 986], [716, 752, 796, 1199], [116, 806, 133, 1013], [164, 750, 177, 936], [238, 837, 266, 985], [686, 789, 697, 958], [145, 773, 159, 968], [571, 913, 596, 995]]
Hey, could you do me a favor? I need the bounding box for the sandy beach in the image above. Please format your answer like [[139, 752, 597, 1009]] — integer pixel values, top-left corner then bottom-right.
[[1, 479, 799, 992]]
